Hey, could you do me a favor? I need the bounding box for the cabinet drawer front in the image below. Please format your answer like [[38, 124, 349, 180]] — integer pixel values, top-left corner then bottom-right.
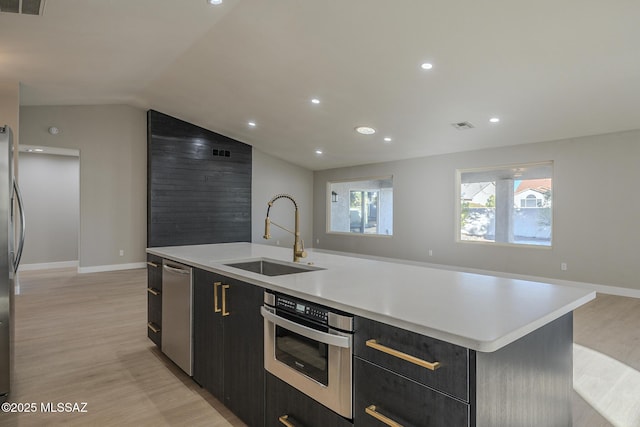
[[147, 291, 162, 325], [146, 254, 163, 268], [354, 358, 469, 427], [354, 317, 470, 401], [266, 373, 352, 427], [147, 321, 161, 347], [147, 254, 163, 348], [147, 254, 163, 291]]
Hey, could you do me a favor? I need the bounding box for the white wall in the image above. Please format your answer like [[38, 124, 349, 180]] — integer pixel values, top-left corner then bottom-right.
[[252, 148, 313, 251], [329, 182, 352, 233], [19, 105, 147, 270], [379, 188, 393, 235], [19, 106, 314, 270], [314, 129, 640, 292], [16, 103, 639, 293], [18, 152, 79, 267]]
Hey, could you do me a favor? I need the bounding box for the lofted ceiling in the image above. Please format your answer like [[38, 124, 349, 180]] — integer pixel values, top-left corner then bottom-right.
[[1, 0, 639, 170]]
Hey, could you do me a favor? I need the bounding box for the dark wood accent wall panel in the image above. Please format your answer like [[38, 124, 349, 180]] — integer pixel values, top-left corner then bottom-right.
[[147, 110, 252, 247]]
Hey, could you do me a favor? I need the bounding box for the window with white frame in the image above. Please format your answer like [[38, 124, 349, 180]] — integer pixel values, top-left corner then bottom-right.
[[328, 176, 393, 236], [458, 162, 552, 246]]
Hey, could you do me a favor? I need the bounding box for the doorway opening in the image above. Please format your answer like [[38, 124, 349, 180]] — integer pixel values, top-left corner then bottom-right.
[[17, 145, 80, 282]]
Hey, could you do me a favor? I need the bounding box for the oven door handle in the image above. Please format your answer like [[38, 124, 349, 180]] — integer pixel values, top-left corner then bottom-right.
[[261, 306, 351, 348]]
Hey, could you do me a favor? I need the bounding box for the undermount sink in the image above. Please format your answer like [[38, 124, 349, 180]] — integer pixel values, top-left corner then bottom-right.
[[224, 258, 324, 276]]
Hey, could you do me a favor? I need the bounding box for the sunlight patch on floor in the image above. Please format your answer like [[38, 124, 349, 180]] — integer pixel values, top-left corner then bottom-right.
[[574, 344, 640, 427]]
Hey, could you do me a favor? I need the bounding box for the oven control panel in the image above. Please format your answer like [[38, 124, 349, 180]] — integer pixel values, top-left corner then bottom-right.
[[275, 294, 329, 324]]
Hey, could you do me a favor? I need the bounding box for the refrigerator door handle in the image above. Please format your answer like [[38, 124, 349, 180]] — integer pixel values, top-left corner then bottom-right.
[[12, 179, 26, 273]]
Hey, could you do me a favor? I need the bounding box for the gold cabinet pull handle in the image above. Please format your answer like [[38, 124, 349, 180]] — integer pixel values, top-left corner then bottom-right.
[[222, 284, 230, 316], [147, 322, 160, 333], [147, 287, 160, 296], [146, 261, 158, 268], [366, 339, 441, 371], [278, 415, 295, 427], [365, 405, 403, 427], [214, 282, 222, 313]]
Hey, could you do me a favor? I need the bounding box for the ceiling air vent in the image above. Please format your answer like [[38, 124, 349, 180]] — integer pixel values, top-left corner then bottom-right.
[[0, 0, 46, 15], [451, 121, 475, 130]]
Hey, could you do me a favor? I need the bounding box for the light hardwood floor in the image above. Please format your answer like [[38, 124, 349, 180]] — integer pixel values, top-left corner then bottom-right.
[[2, 268, 639, 426], [3, 268, 245, 427], [573, 294, 640, 427]]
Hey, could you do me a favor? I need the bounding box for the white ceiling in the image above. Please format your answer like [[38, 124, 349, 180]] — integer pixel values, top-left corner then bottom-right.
[[2, 0, 639, 170]]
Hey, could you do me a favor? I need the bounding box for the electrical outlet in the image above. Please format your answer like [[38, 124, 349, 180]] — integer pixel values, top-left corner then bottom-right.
[[316, 238, 320, 245], [428, 249, 433, 257], [276, 240, 280, 246], [561, 262, 567, 271], [119, 249, 124, 257]]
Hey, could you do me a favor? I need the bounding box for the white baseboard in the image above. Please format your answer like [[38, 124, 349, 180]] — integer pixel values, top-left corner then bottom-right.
[[19, 260, 79, 271], [18, 261, 147, 274], [77, 262, 147, 274]]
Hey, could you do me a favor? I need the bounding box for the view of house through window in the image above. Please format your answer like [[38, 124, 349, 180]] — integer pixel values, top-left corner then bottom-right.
[[458, 162, 553, 246], [328, 177, 393, 235]]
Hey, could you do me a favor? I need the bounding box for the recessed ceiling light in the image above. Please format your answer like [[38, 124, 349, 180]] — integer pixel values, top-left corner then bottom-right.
[[421, 63, 433, 70], [33, 148, 44, 152], [248, 121, 256, 127], [383, 137, 392, 142], [355, 126, 376, 135], [311, 98, 320, 104], [489, 117, 500, 123], [207, 0, 223, 5], [315, 149, 323, 155]]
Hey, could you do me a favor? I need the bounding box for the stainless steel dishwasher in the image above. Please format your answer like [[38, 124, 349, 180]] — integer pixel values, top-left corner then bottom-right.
[[161, 259, 193, 375]]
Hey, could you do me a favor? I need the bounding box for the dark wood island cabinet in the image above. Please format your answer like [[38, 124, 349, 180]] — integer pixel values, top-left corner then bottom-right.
[[353, 314, 573, 427], [265, 373, 352, 427], [147, 243, 588, 427], [146, 254, 163, 348], [192, 268, 265, 427], [354, 317, 471, 426]]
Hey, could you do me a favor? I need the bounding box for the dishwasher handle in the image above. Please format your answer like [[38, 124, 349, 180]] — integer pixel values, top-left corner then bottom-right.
[[163, 264, 191, 275]]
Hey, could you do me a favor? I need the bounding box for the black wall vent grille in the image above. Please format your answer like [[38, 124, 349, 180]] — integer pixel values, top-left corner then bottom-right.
[[212, 149, 231, 158]]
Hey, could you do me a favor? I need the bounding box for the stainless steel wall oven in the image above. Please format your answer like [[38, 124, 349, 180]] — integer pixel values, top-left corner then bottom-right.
[[261, 290, 354, 419]]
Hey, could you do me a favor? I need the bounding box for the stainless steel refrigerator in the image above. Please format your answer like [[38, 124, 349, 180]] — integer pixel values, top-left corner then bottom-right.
[[0, 125, 26, 402]]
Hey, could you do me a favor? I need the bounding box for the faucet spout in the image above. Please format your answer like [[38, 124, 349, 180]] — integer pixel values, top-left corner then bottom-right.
[[263, 217, 271, 239], [263, 194, 307, 262]]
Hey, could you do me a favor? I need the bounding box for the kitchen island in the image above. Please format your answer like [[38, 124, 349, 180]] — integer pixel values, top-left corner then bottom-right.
[[147, 242, 595, 426]]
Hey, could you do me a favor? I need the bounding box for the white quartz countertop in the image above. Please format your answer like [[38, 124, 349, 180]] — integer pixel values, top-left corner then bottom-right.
[[147, 242, 595, 352]]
